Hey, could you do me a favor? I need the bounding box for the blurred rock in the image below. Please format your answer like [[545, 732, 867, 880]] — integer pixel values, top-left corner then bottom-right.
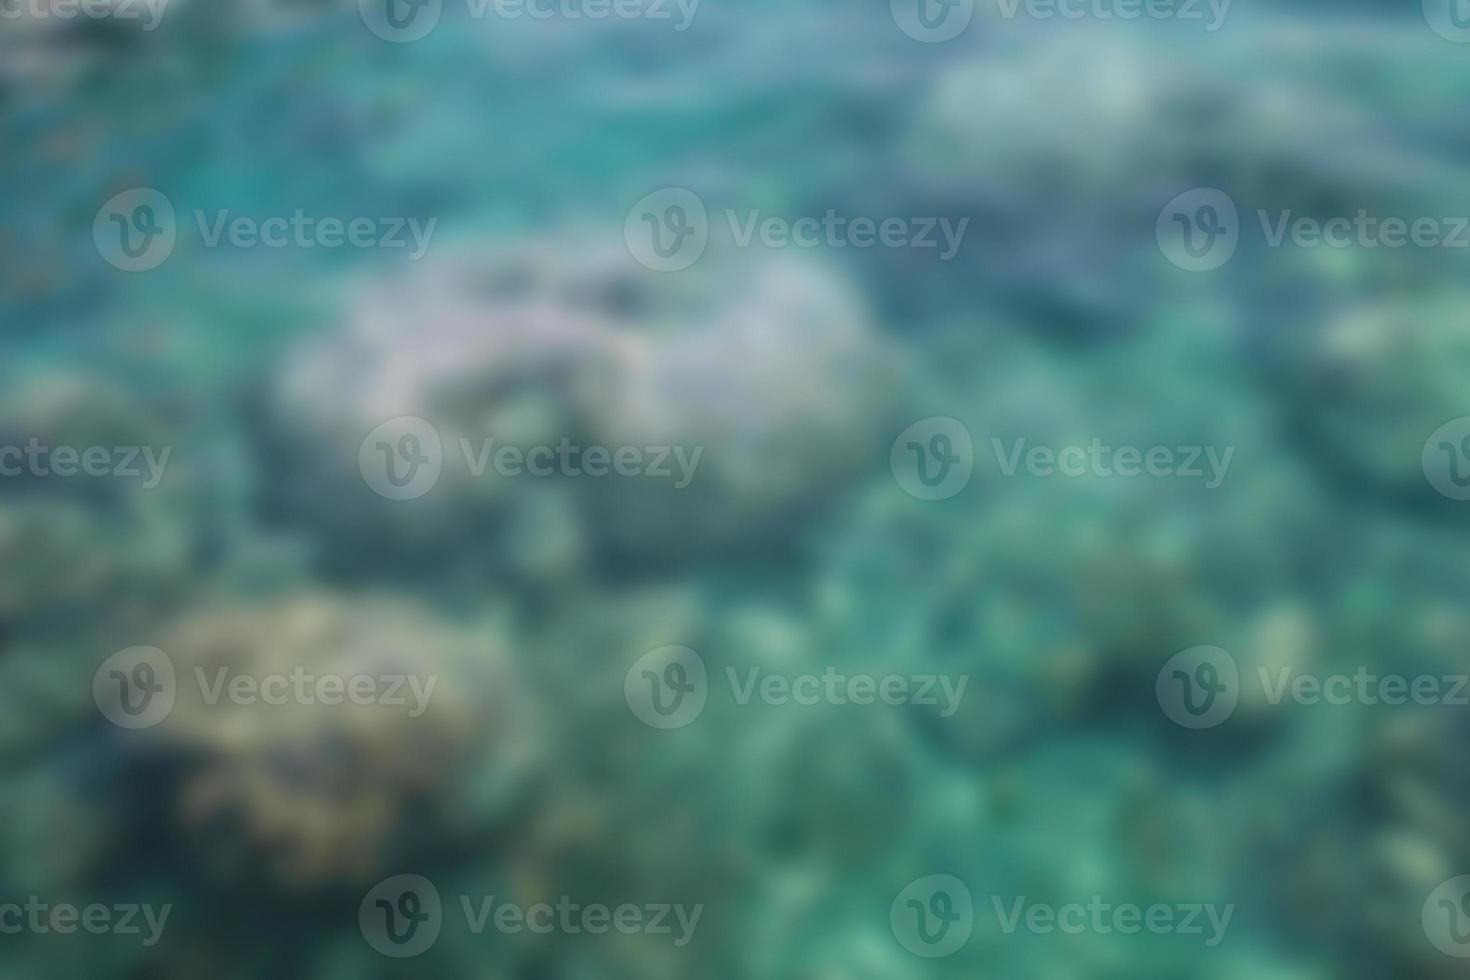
[[151, 594, 536, 890], [259, 242, 897, 580]]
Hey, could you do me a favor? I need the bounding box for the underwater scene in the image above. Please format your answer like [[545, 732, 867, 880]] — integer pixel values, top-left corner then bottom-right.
[[4, 0, 1470, 977]]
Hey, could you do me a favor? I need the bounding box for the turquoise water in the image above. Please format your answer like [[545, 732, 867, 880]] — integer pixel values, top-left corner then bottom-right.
[[3, 3, 1470, 978]]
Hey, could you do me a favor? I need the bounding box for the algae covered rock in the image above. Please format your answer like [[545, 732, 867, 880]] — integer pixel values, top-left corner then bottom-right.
[[0, 373, 193, 632], [146, 594, 536, 889]]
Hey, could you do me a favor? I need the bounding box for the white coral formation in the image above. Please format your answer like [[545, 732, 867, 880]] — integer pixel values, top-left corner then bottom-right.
[[908, 26, 1461, 216], [1289, 294, 1470, 488], [269, 241, 895, 568]]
